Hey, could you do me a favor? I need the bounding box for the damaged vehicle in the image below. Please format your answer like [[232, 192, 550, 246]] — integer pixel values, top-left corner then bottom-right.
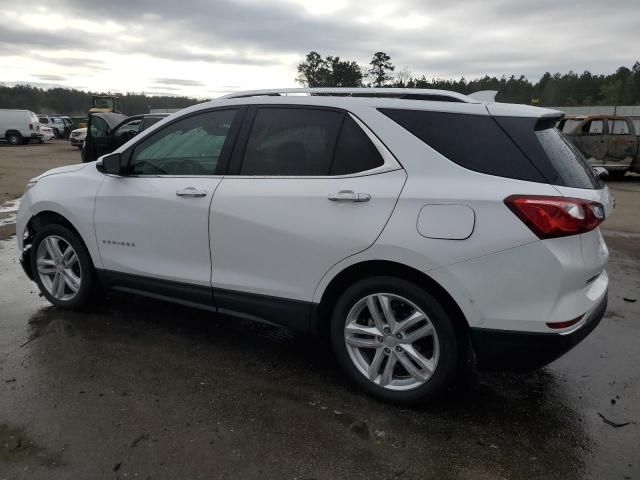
[[559, 115, 640, 178], [16, 88, 613, 405], [82, 113, 169, 163]]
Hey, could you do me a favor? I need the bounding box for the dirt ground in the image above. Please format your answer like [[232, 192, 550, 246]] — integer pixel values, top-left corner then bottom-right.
[[0, 141, 639, 479]]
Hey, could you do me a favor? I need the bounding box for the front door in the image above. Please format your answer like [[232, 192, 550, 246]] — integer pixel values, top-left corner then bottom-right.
[[94, 108, 242, 299], [209, 106, 406, 325]]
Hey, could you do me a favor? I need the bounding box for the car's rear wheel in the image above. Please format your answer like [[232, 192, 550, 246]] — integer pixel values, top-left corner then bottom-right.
[[330, 276, 458, 406], [6, 132, 22, 145], [30, 224, 97, 310]]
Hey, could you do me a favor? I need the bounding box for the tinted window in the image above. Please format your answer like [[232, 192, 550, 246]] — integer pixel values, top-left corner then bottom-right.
[[241, 108, 342, 176], [535, 127, 601, 189], [113, 119, 141, 141], [140, 116, 165, 132], [129, 109, 236, 175], [90, 117, 109, 138], [380, 109, 545, 183], [382, 109, 600, 189], [39, 117, 49, 124], [331, 116, 384, 175]]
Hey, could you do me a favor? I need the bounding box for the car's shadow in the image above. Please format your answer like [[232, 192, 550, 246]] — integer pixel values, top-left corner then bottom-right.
[[21, 292, 590, 480]]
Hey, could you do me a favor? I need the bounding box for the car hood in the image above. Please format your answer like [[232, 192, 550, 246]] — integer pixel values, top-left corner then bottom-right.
[[72, 128, 87, 134], [31, 163, 89, 182]]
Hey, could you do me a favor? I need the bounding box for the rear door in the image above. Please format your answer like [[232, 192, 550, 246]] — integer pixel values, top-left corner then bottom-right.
[[209, 106, 406, 321]]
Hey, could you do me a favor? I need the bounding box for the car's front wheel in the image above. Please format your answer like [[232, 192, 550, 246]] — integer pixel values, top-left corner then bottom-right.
[[30, 224, 97, 310], [331, 276, 459, 406]]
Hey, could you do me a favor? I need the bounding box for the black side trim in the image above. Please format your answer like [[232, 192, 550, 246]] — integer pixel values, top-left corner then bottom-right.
[[95, 270, 313, 333], [470, 293, 607, 371], [98, 270, 214, 307], [214, 288, 312, 333]]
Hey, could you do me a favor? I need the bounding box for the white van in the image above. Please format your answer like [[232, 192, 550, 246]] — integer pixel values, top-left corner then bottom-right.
[[0, 109, 42, 145]]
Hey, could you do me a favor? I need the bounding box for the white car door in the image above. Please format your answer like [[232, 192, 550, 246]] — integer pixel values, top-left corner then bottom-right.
[[94, 108, 243, 302], [210, 106, 406, 326]]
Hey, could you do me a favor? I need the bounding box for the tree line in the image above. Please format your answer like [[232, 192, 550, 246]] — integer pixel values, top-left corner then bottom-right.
[[2, 52, 639, 115], [0, 85, 201, 116], [297, 51, 640, 106]]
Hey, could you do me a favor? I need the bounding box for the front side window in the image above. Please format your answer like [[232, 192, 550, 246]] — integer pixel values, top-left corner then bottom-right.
[[90, 117, 109, 138], [129, 109, 236, 175]]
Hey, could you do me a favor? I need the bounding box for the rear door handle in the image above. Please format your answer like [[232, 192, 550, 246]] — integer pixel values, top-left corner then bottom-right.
[[176, 187, 207, 198], [328, 190, 371, 202]]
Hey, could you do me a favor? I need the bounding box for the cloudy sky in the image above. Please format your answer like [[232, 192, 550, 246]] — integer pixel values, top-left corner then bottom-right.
[[1, 0, 638, 98]]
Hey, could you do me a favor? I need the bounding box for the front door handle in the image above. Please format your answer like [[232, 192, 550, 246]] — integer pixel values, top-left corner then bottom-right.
[[328, 190, 371, 202], [176, 187, 207, 198]]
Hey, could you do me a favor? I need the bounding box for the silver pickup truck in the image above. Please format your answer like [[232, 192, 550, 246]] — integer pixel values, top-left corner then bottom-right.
[[558, 114, 639, 178]]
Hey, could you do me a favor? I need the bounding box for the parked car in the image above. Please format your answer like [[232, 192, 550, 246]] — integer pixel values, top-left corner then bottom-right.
[[38, 115, 73, 139], [16, 88, 612, 405], [0, 109, 42, 145], [82, 113, 169, 162], [558, 114, 640, 178], [69, 127, 87, 149], [38, 123, 55, 142]]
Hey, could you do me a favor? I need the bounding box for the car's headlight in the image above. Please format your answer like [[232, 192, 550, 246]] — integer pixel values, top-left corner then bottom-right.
[[24, 179, 38, 193]]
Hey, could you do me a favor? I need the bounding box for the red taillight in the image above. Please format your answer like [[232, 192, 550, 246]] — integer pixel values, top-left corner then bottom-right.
[[505, 195, 604, 239], [546, 315, 583, 330], [29, 123, 33, 130]]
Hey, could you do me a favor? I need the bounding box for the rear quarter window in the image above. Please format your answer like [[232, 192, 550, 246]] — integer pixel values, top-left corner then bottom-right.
[[381, 108, 600, 189], [379, 109, 545, 183]]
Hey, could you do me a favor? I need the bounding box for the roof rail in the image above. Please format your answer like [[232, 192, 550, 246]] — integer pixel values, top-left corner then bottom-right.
[[220, 88, 477, 103]]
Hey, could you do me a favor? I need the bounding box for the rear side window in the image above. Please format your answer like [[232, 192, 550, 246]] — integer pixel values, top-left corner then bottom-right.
[[241, 108, 342, 176], [381, 109, 600, 189], [608, 120, 630, 135], [535, 127, 601, 189], [331, 116, 384, 175], [379, 109, 544, 183]]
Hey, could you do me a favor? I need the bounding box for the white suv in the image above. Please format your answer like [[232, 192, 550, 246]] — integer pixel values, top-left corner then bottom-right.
[[16, 88, 612, 405]]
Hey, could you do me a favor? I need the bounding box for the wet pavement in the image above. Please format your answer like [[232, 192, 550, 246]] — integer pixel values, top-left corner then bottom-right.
[[0, 235, 638, 480]]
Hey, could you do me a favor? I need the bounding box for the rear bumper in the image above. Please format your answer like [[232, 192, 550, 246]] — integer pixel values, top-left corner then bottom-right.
[[470, 292, 607, 371]]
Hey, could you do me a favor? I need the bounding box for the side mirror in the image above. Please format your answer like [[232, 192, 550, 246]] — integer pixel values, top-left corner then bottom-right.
[[593, 167, 609, 179], [96, 152, 123, 175]]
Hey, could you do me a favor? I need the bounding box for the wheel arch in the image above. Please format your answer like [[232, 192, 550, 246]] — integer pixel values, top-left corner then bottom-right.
[[313, 260, 472, 357], [25, 210, 88, 256]]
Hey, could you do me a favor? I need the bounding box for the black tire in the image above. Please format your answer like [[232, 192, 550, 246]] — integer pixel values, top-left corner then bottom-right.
[[63, 127, 71, 139], [30, 224, 97, 310], [330, 276, 459, 406], [53, 128, 62, 139], [6, 131, 22, 145], [607, 170, 627, 179], [22, 138, 30, 145]]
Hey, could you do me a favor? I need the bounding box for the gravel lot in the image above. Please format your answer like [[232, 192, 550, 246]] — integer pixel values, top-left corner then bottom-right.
[[0, 141, 638, 479]]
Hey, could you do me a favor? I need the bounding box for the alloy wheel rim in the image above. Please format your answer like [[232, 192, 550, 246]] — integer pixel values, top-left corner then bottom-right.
[[36, 235, 82, 301], [344, 293, 440, 391]]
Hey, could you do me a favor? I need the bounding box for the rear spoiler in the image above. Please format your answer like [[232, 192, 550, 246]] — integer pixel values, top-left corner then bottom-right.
[[468, 90, 498, 102]]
